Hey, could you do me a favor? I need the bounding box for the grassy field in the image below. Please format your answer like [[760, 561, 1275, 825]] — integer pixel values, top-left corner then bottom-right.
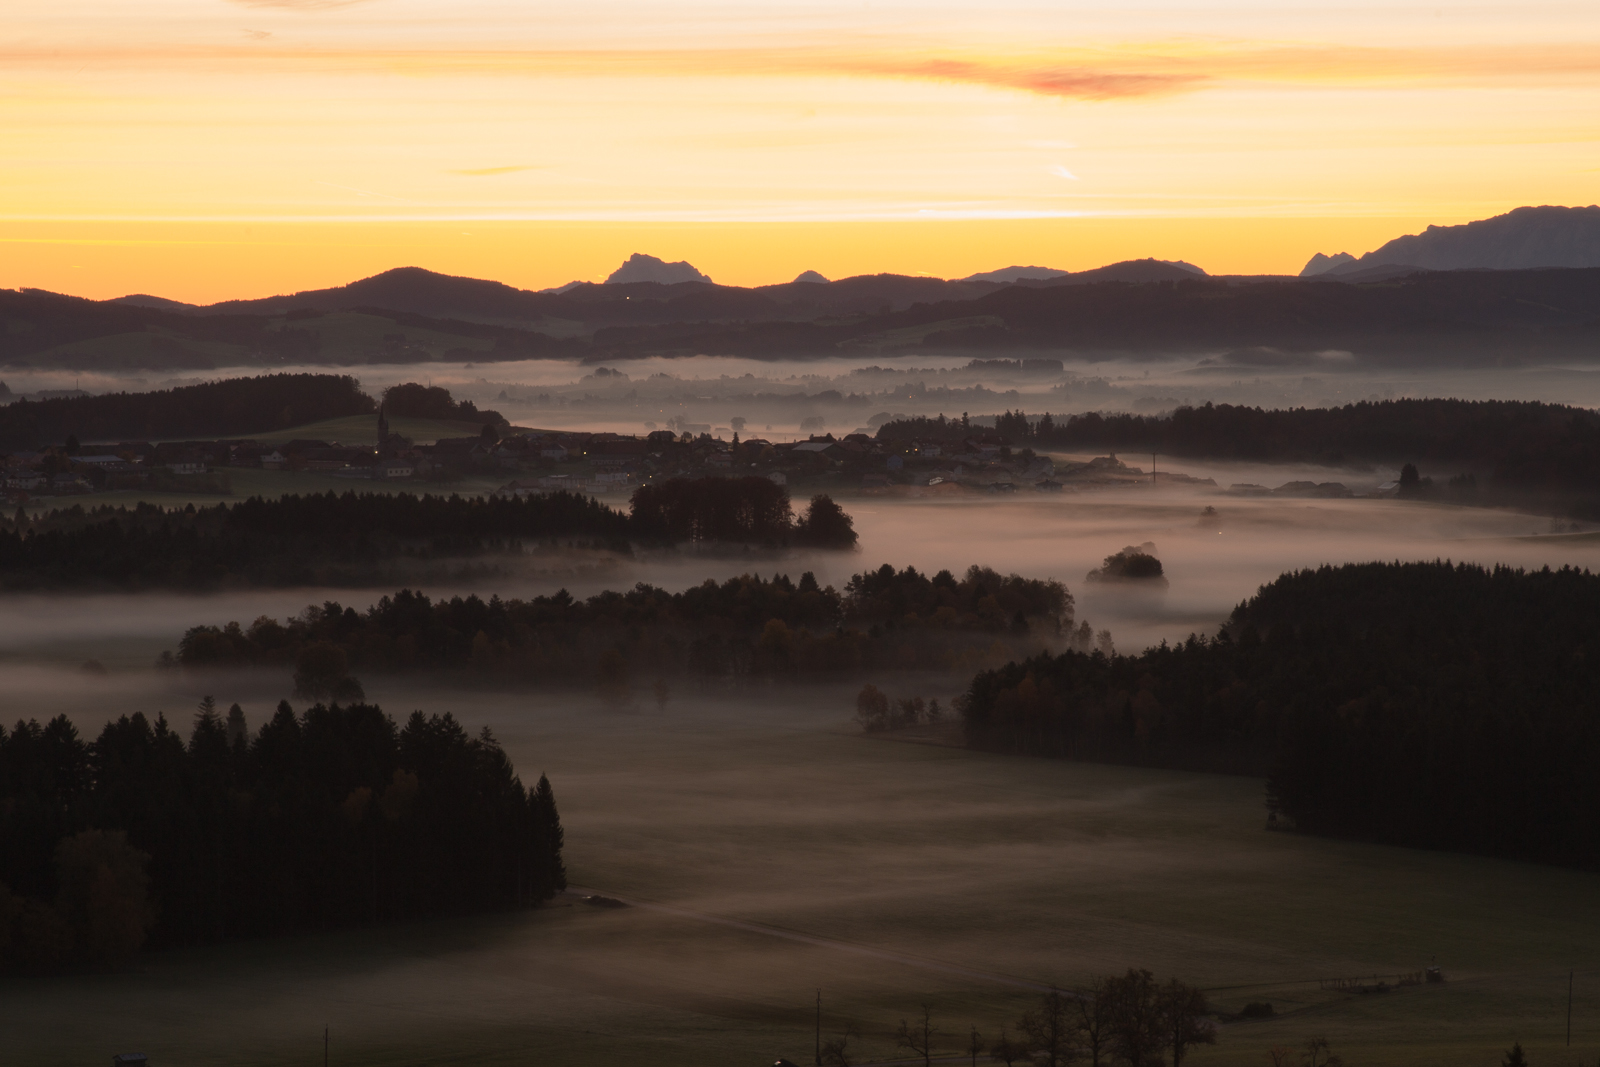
[[5, 677, 1600, 1067], [234, 412, 521, 447]]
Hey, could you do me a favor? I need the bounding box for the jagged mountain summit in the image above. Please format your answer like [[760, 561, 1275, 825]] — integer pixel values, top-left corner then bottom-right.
[[605, 253, 713, 285], [1300, 252, 1356, 277], [1306, 206, 1600, 277]]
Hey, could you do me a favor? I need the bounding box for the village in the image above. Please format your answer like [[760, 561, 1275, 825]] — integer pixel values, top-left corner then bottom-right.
[[0, 403, 1222, 507]]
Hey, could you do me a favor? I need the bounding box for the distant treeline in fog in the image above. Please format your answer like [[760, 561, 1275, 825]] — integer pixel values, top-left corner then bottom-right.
[[173, 564, 1076, 685], [0, 701, 566, 969], [883, 399, 1600, 495], [0, 373, 374, 449], [0, 481, 857, 589], [962, 561, 1600, 868]]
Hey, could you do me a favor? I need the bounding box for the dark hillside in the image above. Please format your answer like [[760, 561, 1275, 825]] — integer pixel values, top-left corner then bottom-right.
[[0, 373, 373, 449], [961, 561, 1600, 868]]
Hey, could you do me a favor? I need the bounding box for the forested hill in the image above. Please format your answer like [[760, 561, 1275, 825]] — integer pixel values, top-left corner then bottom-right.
[[0, 373, 373, 449], [961, 561, 1600, 868], [0, 701, 566, 967], [886, 399, 1600, 495], [0, 480, 858, 590]]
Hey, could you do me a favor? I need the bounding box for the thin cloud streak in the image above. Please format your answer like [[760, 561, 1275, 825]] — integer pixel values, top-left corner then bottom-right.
[[5, 41, 1599, 99]]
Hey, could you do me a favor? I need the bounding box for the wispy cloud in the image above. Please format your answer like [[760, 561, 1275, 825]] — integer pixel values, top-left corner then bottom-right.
[[313, 180, 410, 203], [229, 0, 373, 9], [7, 40, 1599, 99], [1048, 165, 1080, 180], [452, 166, 540, 176]]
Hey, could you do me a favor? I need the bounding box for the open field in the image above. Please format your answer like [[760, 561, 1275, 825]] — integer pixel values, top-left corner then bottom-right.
[[6, 677, 1600, 1067], [232, 413, 511, 447]]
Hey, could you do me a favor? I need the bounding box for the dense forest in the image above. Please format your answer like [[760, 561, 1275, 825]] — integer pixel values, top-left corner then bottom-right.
[[883, 399, 1600, 498], [0, 480, 856, 590], [0, 373, 374, 449], [0, 700, 565, 968], [960, 561, 1600, 867], [172, 564, 1077, 687]]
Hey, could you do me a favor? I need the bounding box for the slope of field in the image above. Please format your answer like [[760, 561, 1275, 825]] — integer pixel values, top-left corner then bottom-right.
[[3, 678, 1598, 1067]]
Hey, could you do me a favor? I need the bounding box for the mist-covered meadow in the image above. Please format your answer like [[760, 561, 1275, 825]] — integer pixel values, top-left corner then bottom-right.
[[6, 679, 1600, 1067]]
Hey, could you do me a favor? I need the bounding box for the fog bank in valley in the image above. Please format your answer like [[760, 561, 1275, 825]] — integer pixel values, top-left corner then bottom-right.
[[1, 473, 1593, 674], [11, 354, 1600, 443]]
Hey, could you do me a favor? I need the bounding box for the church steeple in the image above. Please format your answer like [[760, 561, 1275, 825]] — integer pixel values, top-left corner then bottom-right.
[[377, 403, 391, 460]]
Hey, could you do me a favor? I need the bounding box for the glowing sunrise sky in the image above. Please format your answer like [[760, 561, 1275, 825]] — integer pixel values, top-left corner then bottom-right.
[[3, 0, 1598, 301]]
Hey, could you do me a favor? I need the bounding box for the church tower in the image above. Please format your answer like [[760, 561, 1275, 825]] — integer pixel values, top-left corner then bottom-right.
[[377, 404, 391, 460]]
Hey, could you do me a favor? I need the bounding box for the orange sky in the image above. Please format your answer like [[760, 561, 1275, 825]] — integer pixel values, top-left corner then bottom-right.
[[3, 0, 1598, 302]]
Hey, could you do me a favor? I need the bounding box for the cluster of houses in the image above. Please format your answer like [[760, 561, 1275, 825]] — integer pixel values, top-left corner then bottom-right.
[[1, 409, 1182, 504], [497, 428, 1087, 498]]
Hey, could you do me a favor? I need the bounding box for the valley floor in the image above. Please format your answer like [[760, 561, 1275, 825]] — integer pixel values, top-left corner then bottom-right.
[[7, 680, 1599, 1067]]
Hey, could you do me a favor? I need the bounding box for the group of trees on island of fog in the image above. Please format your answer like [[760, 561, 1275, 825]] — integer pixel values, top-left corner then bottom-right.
[[171, 564, 1076, 687], [961, 560, 1600, 868], [0, 373, 375, 449], [0, 480, 858, 590], [884, 399, 1600, 501], [631, 476, 858, 548], [0, 699, 565, 970]]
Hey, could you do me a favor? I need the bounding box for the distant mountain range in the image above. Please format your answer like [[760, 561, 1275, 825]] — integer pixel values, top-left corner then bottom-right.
[[1302, 205, 1600, 277], [8, 209, 1600, 372]]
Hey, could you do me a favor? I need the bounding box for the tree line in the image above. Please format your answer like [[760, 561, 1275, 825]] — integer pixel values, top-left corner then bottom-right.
[[961, 560, 1600, 868], [0, 698, 565, 970], [817, 975, 1220, 1067], [380, 381, 504, 426], [171, 564, 1073, 688], [0, 373, 374, 449], [882, 399, 1600, 499], [0, 481, 857, 589]]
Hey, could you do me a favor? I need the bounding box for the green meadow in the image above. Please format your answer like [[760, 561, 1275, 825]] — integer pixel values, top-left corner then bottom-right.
[[5, 679, 1599, 1067]]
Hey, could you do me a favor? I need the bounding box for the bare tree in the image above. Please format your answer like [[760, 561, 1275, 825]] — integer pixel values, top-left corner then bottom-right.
[[1075, 977, 1115, 1067], [1302, 1037, 1343, 1067], [990, 1029, 1029, 1067], [1267, 1046, 1295, 1067], [966, 1026, 983, 1067], [1019, 989, 1079, 1067], [1159, 978, 1216, 1067], [820, 1026, 859, 1067], [1106, 969, 1165, 1067], [896, 1003, 938, 1067]]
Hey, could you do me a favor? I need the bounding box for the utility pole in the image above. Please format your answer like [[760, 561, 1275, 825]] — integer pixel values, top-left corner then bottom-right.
[[324, 1025, 329, 1067], [1568, 970, 1574, 1046], [815, 989, 821, 1066], [1151, 453, 1157, 486]]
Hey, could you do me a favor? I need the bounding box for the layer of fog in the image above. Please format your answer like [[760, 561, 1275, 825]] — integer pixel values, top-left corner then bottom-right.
[[4, 477, 1596, 672], [10, 354, 1600, 443]]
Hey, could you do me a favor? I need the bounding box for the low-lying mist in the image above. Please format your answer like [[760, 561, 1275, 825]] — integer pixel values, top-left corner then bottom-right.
[[11, 354, 1600, 442], [3, 468, 1595, 673]]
